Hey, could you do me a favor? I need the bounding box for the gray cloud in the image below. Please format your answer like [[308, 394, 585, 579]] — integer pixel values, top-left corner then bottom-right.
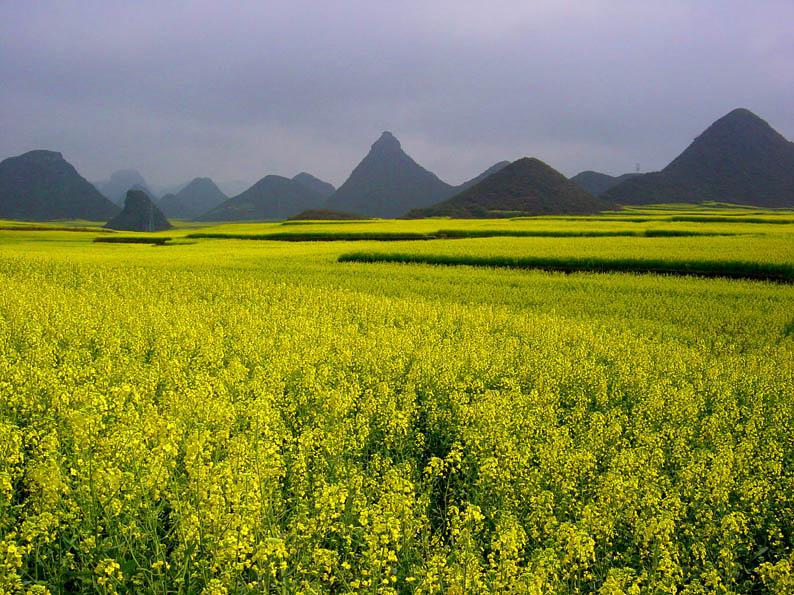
[[2, 1, 792, 189]]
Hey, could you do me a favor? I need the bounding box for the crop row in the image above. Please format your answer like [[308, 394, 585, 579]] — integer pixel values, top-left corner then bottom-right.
[[185, 229, 738, 242], [337, 251, 794, 282]]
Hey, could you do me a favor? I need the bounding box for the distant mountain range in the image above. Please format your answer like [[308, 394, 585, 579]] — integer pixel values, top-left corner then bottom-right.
[[570, 171, 640, 195], [2, 107, 792, 222], [197, 175, 327, 221], [0, 150, 119, 221], [105, 189, 171, 231], [158, 177, 227, 219], [94, 169, 158, 205], [407, 157, 611, 218], [603, 108, 794, 207]]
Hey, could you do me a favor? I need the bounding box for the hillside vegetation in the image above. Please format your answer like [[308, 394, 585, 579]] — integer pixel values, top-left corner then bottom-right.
[[605, 109, 794, 207], [0, 151, 119, 221], [407, 158, 613, 218]]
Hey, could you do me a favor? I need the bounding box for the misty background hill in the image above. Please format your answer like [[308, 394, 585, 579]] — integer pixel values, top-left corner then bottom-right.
[[197, 175, 326, 221], [94, 169, 158, 205], [158, 177, 227, 219]]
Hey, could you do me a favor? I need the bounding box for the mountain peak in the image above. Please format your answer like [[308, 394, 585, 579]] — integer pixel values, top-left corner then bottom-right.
[[95, 169, 155, 204], [406, 156, 611, 219], [19, 149, 64, 161], [182, 177, 216, 190], [110, 169, 146, 183], [692, 107, 775, 141], [570, 170, 640, 195], [722, 107, 762, 122], [663, 107, 792, 176], [324, 132, 452, 218], [292, 172, 335, 199], [195, 174, 325, 221], [0, 149, 119, 221], [371, 131, 401, 151], [605, 108, 794, 207]]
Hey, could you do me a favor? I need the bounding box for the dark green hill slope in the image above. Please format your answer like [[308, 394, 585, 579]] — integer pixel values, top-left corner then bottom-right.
[[287, 208, 371, 220], [406, 157, 613, 218], [605, 108, 794, 207], [0, 150, 120, 221], [196, 175, 325, 221], [157, 193, 189, 218]]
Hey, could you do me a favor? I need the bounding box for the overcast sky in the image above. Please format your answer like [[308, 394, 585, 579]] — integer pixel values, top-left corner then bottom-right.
[[1, 1, 792, 191]]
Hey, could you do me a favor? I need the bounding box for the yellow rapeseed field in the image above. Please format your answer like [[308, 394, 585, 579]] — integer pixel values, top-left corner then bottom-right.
[[1, 214, 793, 593]]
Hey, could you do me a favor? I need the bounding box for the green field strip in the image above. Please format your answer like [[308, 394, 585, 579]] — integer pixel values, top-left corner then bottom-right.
[[186, 231, 434, 241], [279, 219, 379, 226], [524, 216, 794, 224], [668, 215, 794, 224], [94, 236, 172, 245], [185, 229, 741, 242], [338, 251, 794, 282], [434, 228, 741, 238]]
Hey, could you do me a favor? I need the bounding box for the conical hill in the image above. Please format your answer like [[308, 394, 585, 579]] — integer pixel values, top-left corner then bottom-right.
[[406, 157, 612, 218], [196, 175, 325, 221], [0, 150, 120, 221], [604, 108, 794, 207], [105, 189, 172, 231], [324, 132, 453, 218], [159, 177, 227, 218]]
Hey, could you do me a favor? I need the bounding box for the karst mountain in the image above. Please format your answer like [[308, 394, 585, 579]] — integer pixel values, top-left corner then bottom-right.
[[604, 108, 794, 207], [158, 177, 227, 219], [105, 189, 172, 231], [3, 108, 792, 222], [94, 169, 158, 205], [324, 132, 455, 218], [0, 150, 120, 221], [407, 157, 613, 218], [197, 175, 326, 221], [292, 172, 336, 199], [570, 171, 640, 195], [453, 161, 511, 194]]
